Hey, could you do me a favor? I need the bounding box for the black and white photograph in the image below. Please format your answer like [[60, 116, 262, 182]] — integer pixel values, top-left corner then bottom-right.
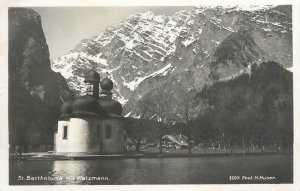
[[3, 0, 299, 188]]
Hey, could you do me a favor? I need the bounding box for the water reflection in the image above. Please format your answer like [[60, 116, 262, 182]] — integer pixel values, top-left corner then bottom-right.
[[10, 155, 293, 185], [52, 161, 91, 184]]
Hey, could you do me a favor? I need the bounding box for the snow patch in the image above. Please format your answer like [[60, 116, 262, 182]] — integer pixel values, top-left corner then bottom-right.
[[140, 11, 154, 20], [212, 39, 220, 45], [124, 111, 132, 117], [182, 38, 196, 47], [223, 5, 273, 12], [223, 26, 235, 33], [125, 39, 136, 50], [197, 28, 203, 35], [262, 28, 272, 32], [123, 64, 173, 91], [286, 67, 293, 72], [132, 114, 141, 119]]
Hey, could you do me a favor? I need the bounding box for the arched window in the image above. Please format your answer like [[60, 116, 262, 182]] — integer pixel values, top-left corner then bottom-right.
[[105, 124, 112, 139]]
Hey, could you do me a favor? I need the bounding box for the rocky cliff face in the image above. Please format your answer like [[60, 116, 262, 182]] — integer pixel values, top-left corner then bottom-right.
[[51, 5, 292, 117], [9, 8, 74, 148]]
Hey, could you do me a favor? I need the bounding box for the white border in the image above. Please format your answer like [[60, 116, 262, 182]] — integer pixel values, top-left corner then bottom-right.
[[0, 0, 299, 190]]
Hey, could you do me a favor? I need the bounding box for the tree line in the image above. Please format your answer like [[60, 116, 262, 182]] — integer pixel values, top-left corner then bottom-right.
[[124, 61, 293, 153]]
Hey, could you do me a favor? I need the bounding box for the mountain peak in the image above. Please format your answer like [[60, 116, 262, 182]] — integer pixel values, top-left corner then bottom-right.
[[140, 11, 155, 20], [52, 6, 292, 113]]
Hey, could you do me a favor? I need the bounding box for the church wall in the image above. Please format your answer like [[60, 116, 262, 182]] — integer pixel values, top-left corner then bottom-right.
[[101, 118, 125, 154], [67, 117, 101, 153], [55, 117, 102, 154], [55, 120, 70, 153]]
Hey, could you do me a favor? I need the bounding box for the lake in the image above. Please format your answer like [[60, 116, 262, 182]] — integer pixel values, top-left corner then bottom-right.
[[9, 155, 293, 184]]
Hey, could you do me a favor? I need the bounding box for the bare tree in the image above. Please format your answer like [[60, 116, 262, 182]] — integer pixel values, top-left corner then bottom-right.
[[174, 84, 196, 154], [128, 98, 157, 152], [147, 84, 172, 154]]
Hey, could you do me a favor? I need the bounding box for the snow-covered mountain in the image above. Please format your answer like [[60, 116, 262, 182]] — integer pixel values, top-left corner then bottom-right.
[[51, 5, 292, 117]]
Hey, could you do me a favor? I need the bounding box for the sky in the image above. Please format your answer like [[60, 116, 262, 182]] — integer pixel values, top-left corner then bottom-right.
[[33, 7, 193, 60]]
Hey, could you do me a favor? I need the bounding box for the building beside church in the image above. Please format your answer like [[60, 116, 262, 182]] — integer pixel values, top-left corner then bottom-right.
[[54, 70, 125, 155]]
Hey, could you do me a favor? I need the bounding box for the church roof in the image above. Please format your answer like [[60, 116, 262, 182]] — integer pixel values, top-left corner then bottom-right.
[[60, 100, 73, 118], [71, 95, 107, 117], [162, 135, 188, 146], [100, 77, 113, 92], [84, 70, 100, 83], [98, 96, 122, 116], [59, 73, 124, 119]]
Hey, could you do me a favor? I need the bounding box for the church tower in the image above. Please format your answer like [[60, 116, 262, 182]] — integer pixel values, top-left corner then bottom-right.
[[84, 70, 100, 98], [55, 71, 125, 155]]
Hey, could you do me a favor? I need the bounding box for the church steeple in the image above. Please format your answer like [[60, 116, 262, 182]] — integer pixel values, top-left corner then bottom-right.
[[100, 77, 113, 98], [84, 69, 100, 98], [98, 77, 123, 116]]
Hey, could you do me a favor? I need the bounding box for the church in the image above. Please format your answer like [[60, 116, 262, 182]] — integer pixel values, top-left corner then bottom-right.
[[54, 70, 125, 155]]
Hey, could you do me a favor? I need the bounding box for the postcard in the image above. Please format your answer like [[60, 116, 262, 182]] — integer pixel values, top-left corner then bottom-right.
[[1, 0, 299, 190]]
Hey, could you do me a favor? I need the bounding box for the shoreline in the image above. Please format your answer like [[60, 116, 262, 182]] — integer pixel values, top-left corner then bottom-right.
[[9, 151, 292, 161]]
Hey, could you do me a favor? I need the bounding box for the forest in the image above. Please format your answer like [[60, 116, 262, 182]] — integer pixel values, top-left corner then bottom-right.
[[124, 61, 293, 153]]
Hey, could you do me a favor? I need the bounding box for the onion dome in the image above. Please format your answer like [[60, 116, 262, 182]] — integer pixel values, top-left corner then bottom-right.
[[100, 77, 113, 92], [84, 70, 100, 83], [71, 95, 106, 117], [98, 96, 123, 116], [60, 101, 73, 118]]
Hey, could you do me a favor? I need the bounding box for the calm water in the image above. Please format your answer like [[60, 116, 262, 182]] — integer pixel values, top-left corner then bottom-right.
[[10, 155, 292, 184]]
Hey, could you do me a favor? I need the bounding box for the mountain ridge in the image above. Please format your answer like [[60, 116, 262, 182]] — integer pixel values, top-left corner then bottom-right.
[[51, 5, 292, 117]]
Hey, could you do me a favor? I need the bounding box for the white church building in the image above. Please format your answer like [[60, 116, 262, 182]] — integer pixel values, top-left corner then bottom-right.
[[54, 70, 125, 155]]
